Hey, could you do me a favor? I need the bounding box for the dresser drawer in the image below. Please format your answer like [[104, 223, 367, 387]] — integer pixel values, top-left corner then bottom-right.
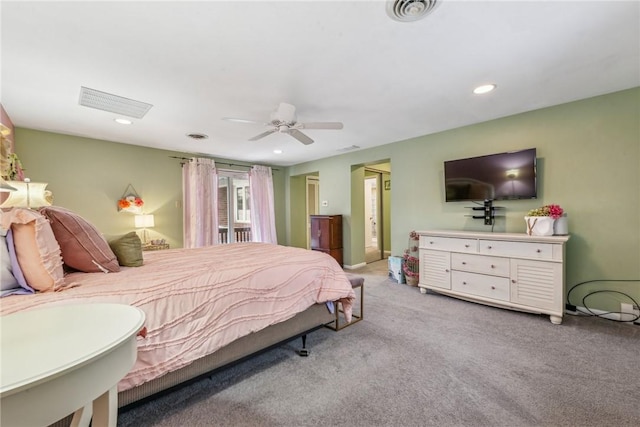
[[451, 253, 509, 277], [451, 271, 510, 301], [420, 236, 477, 253], [479, 239, 553, 259]]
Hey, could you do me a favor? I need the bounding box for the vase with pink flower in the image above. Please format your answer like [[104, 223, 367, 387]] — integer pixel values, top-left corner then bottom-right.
[[525, 204, 564, 236]]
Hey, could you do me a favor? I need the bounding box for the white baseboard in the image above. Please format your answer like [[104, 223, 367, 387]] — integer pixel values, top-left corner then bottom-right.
[[344, 262, 367, 270], [572, 306, 639, 325]]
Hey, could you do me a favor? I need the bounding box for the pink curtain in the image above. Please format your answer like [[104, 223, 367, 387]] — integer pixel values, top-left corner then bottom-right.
[[249, 165, 277, 244], [182, 158, 219, 248]]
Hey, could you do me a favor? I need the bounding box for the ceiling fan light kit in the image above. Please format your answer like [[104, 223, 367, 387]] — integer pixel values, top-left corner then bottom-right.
[[226, 102, 343, 145]]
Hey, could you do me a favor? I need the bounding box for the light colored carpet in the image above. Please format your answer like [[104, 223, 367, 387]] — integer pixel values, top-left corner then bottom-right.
[[119, 263, 639, 426]]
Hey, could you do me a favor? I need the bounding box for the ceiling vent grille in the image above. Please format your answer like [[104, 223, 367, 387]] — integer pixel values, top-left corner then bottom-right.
[[79, 87, 153, 119], [386, 0, 439, 22], [337, 145, 361, 152]]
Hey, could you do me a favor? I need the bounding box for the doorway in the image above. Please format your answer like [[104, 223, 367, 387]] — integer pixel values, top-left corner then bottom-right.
[[306, 176, 320, 249], [364, 170, 382, 263]]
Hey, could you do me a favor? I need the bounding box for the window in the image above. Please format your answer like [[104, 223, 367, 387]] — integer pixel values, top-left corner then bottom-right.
[[217, 171, 252, 243]]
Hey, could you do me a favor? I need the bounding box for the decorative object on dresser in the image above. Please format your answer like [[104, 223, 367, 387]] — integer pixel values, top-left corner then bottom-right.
[[418, 230, 570, 324], [310, 214, 343, 266], [524, 204, 564, 236]]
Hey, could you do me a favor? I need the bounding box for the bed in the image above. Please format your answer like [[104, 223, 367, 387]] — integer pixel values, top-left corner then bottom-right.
[[0, 206, 356, 423]]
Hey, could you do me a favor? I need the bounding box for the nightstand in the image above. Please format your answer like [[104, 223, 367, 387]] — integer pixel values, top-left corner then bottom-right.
[[0, 303, 145, 427], [142, 243, 170, 251]]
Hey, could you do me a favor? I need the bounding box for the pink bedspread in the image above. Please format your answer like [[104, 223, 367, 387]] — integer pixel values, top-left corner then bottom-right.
[[0, 243, 355, 391]]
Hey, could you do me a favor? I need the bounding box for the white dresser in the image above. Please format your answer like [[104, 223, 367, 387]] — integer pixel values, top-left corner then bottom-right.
[[417, 230, 570, 324]]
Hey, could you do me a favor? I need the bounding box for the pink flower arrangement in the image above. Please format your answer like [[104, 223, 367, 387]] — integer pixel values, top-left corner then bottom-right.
[[527, 204, 564, 219]]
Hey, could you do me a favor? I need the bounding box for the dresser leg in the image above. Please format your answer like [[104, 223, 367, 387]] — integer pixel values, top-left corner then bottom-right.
[[549, 315, 562, 325]]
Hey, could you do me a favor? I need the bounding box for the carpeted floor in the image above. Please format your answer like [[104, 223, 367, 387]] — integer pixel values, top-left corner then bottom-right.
[[118, 261, 639, 426]]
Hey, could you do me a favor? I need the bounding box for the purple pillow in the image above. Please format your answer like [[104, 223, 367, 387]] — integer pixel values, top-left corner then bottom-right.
[[4, 228, 35, 295]]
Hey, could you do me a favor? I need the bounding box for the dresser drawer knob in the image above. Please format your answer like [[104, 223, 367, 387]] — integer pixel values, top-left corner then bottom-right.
[[464, 244, 470, 248], [512, 279, 516, 284], [461, 261, 467, 265], [491, 286, 496, 290], [490, 264, 495, 269], [487, 246, 492, 250], [536, 249, 541, 253], [429, 241, 434, 245], [462, 281, 467, 285], [445, 269, 450, 273]]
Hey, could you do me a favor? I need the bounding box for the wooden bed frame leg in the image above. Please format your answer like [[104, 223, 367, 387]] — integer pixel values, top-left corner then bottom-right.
[[297, 334, 309, 357]]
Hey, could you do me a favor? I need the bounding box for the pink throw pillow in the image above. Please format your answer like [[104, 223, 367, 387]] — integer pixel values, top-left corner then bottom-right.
[[38, 206, 120, 273], [0, 208, 64, 292]]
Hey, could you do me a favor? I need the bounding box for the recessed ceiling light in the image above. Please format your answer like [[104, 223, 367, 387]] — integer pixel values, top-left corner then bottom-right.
[[273, 149, 283, 154], [473, 84, 497, 95], [114, 118, 132, 125]]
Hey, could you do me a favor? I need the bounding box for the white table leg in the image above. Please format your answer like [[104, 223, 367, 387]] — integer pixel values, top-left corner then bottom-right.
[[91, 386, 118, 427], [70, 403, 92, 427]]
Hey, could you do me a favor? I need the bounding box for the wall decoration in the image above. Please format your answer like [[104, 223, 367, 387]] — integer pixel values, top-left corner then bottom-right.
[[118, 184, 144, 214]]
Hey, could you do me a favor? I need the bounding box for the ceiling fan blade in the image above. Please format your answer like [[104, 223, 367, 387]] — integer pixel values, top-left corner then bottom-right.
[[288, 129, 314, 145], [222, 117, 264, 125], [248, 129, 277, 141], [300, 122, 344, 130]]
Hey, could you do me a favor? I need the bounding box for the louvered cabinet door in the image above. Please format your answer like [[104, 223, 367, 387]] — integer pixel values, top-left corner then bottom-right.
[[419, 249, 451, 290], [510, 258, 563, 312]]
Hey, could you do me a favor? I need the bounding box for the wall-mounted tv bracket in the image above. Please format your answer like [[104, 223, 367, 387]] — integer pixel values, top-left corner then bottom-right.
[[466, 200, 503, 225]]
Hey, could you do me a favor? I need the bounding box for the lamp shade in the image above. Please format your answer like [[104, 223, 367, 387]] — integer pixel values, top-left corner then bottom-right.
[[134, 214, 155, 228], [0, 180, 52, 208], [0, 178, 17, 192]]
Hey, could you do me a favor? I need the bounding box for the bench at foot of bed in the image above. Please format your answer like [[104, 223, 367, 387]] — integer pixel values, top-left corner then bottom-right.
[[325, 274, 363, 331]]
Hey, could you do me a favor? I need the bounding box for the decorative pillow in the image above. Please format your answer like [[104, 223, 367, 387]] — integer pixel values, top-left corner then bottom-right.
[[2, 228, 35, 296], [0, 208, 64, 292], [0, 227, 20, 293], [38, 206, 120, 273], [109, 232, 143, 267]]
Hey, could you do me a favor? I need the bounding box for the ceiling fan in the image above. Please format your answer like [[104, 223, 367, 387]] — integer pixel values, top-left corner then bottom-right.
[[223, 102, 343, 145]]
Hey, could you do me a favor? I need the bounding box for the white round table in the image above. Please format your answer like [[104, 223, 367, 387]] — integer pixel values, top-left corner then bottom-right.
[[1, 303, 145, 427]]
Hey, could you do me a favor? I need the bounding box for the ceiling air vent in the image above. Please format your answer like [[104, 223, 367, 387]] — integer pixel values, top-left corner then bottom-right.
[[386, 0, 439, 22], [79, 87, 153, 119], [187, 133, 209, 140], [337, 145, 360, 152]]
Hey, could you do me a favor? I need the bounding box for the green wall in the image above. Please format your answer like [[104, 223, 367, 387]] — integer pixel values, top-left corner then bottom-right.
[[13, 88, 640, 313], [286, 87, 640, 312], [13, 129, 287, 248]]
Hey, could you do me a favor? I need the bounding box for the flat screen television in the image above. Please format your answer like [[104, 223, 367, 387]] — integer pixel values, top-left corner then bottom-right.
[[444, 148, 537, 202]]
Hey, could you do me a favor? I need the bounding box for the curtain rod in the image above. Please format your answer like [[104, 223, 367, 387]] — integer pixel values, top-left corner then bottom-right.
[[169, 156, 279, 171]]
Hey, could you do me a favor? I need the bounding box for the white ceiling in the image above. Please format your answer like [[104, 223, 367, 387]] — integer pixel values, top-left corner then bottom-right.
[[2, 0, 639, 166]]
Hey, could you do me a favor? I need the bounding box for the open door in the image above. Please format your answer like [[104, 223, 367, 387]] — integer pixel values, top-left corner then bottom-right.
[[306, 176, 319, 249], [364, 172, 382, 263]]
